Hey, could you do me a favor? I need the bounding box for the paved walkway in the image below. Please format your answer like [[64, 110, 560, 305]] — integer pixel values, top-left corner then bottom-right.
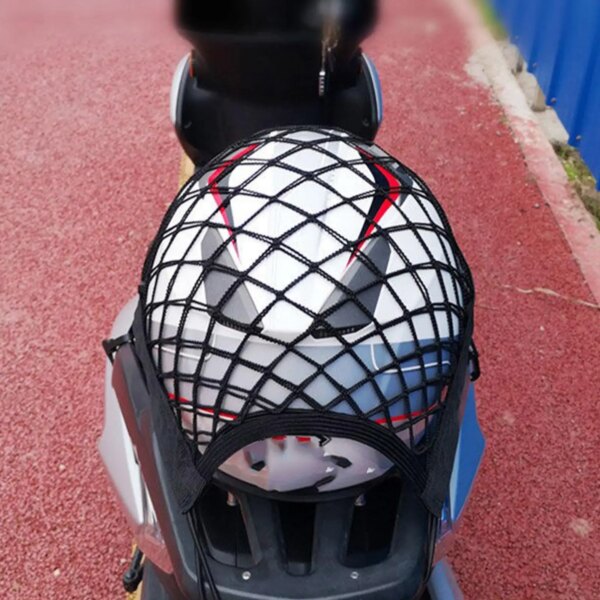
[[1, 0, 598, 598]]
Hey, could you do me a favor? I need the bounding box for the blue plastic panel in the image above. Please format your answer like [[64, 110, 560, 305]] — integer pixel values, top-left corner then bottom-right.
[[530, 0, 568, 95], [578, 52, 600, 188], [491, 0, 600, 188], [548, 1, 600, 138], [511, 0, 544, 63], [449, 386, 485, 524], [491, 0, 517, 29]]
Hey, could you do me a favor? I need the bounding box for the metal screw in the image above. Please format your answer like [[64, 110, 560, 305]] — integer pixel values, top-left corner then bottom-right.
[[242, 571, 252, 581], [350, 571, 359, 580], [576, 135, 583, 142], [550, 97, 557, 104]]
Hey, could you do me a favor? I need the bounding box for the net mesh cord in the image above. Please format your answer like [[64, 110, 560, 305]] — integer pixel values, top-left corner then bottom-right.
[[140, 127, 474, 460]]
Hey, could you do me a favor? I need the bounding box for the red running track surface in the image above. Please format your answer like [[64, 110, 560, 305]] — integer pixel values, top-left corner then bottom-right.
[[0, 0, 598, 598]]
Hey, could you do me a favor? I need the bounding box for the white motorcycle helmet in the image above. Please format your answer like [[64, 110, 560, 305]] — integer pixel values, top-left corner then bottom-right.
[[141, 126, 474, 498]]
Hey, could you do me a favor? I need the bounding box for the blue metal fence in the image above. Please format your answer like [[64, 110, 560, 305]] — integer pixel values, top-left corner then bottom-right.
[[491, 0, 600, 189]]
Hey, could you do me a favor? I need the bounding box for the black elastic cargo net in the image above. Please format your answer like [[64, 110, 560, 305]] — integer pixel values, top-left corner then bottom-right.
[[139, 127, 474, 469]]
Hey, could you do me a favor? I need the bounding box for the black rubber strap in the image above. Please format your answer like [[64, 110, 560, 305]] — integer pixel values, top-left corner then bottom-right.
[[130, 306, 209, 511], [193, 411, 428, 508], [469, 341, 481, 382], [422, 302, 475, 515], [102, 333, 133, 363]]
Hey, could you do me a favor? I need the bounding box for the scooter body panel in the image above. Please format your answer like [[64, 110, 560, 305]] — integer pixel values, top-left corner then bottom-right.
[[100, 299, 484, 600], [99, 298, 143, 529]]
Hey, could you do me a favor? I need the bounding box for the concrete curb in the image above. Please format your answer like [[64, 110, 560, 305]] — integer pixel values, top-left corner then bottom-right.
[[446, 0, 600, 305]]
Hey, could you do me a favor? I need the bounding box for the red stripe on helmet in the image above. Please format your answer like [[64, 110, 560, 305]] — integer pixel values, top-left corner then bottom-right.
[[168, 393, 239, 422], [347, 149, 401, 266], [208, 144, 259, 255]]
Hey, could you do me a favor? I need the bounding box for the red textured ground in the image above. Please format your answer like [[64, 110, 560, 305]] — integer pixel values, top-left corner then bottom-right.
[[1, 0, 598, 598]]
